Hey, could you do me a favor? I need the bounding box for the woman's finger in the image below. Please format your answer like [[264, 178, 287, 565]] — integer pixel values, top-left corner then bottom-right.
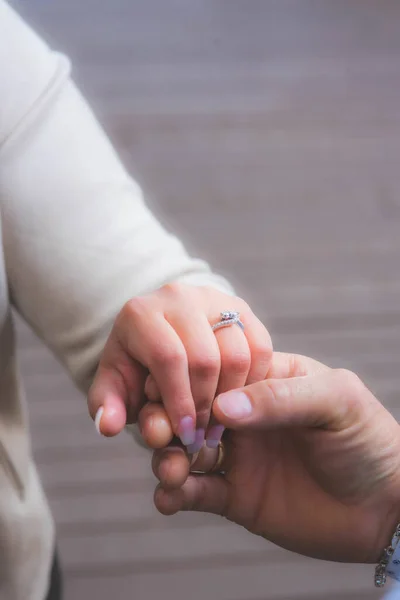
[[144, 311, 252, 451], [112, 300, 197, 446], [152, 446, 190, 490], [240, 310, 273, 385], [153, 442, 223, 490], [144, 302, 268, 451], [212, 323, 252, 394], [164, 311, 221, 453], [205, 317, 251, 448], [205, 307, 272, 448], [87, 337, 147, 436]]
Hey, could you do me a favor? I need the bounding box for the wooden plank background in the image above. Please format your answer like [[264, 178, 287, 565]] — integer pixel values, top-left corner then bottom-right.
[[10, 0, 400, 598]]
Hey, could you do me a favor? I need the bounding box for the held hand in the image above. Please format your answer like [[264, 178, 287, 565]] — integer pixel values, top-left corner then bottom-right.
[[87, 283, 272, 452], [153, 353, 400, 564]]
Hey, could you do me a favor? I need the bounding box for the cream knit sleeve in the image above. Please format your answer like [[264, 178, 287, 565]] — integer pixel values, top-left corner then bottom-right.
[[0, 1, 234, 392]]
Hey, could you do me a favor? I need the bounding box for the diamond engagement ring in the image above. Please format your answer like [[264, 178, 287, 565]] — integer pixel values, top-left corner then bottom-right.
[[212, 311, 244, 332]]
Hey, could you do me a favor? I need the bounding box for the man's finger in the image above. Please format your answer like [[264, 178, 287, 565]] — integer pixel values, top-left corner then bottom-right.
[[152, 446, 190, 490], [154, 474, 229, 516], [153, 442, 222, 490], [213, 368, 366, 431]]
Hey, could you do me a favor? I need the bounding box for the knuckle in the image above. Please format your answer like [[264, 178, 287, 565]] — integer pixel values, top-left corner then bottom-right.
[[150, 342, 186, 370], [334, 368, 364, 396], [287, 353, 303, 378], [120, 296, 150, 322], [159, 281, 188, 299], [270, 377, 293, 405], [236, 297, 251, 313], [283, 353, 296, 378], [331, 368, 368, 419], [190, 352, 220, 380], [198, 285, 215, 297]]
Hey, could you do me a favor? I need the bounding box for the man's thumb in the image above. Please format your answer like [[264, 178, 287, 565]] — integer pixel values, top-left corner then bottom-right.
[[212, 369, 363, 431]]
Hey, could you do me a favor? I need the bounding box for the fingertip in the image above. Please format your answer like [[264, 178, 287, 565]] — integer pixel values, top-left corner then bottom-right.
[[141, 417, 174, 448], [160, 454, 190, 489], [205, 424, 225, 448], [139, 403, 174, 448], [177, 415, 196, 447], [213, 391, 253, 425], [154, 484, 183, 515], [95, 405, 127, 437], [152, 447, 190, 489]]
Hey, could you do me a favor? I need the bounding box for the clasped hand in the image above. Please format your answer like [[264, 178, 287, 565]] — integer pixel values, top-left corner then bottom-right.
[[87, 284, 400, 565]]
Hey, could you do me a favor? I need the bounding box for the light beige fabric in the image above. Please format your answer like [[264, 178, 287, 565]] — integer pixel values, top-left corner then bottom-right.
[[0, 2, 232, 598]]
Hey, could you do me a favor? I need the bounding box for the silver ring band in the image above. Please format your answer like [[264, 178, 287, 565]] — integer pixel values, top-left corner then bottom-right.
[[212, 311, 244, 333]]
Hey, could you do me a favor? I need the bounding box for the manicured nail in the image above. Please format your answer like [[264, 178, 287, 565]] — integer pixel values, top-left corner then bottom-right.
[[187, 428, 205, 454], [217, 392, 252, 419], [206, 424, 225, 449], [178, 416, 196, 446], [95, 406, 104, 435]]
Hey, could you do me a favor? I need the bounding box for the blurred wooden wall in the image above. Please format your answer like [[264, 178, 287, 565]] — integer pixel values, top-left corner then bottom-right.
[[11, 1, 400, 598]]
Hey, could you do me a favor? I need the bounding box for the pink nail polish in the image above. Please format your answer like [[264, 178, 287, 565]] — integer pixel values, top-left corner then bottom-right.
[[178, 416, 196, 446], [217, 392, 252, 419], [206, 424, 225, 449], [187, 428, 205, 454]]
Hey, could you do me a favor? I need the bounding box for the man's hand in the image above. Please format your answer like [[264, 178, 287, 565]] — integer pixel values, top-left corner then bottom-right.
[[153, 353, 400, 564]]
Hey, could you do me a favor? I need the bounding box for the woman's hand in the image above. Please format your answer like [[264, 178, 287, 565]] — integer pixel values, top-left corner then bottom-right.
[[152, 353, 400, 564], [87, 283, 272, 452]]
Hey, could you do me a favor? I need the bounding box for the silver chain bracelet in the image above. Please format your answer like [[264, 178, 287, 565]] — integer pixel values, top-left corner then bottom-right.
[[375, 524, 400, 587]]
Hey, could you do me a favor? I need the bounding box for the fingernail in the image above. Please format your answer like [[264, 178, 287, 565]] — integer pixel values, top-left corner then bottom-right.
[[186, 428, 205, 454], [95, 406, 104, 435], [206, 424, 225, 449], [178, 416, 196, 446], [217, 392, 252, 419]]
